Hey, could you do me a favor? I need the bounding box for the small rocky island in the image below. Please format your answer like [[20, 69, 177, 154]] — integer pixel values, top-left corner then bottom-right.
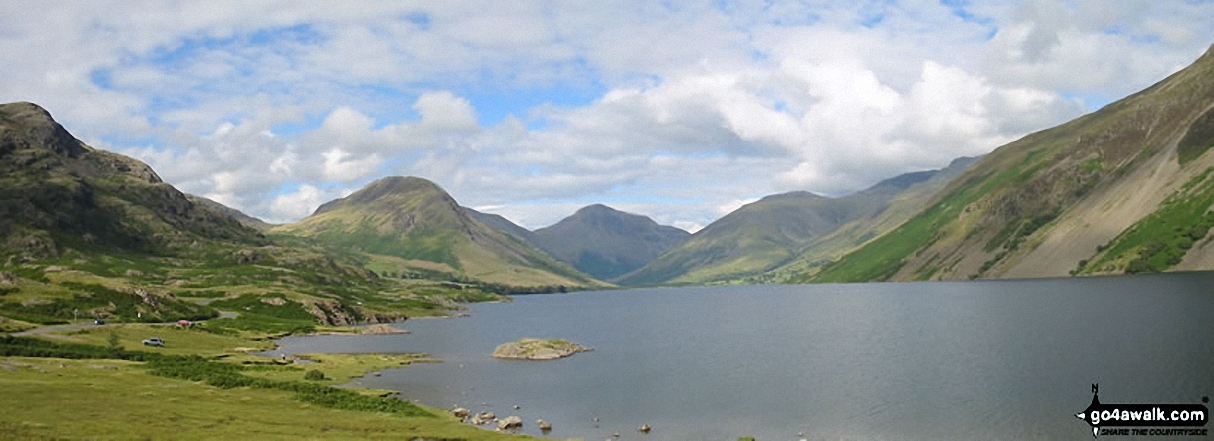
[[492, 338, 590, 360]]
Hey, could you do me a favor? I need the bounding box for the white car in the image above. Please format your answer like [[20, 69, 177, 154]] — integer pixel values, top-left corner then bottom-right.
[[141, 337, 164, 347]]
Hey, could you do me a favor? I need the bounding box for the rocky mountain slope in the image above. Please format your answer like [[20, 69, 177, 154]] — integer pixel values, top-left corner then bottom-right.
[[0, 102, 264, 260], [186, 195, 274, 231], [805, 45, 1214, 283]]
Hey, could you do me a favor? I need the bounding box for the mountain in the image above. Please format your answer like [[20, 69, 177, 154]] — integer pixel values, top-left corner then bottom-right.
[[0, 102, 264, 259], [186, 194, 274, 231], [271, 176, 602, 288], [617, 159, 975, 286], [805, 45, 1214, 283], [528, 204, 690, 280]]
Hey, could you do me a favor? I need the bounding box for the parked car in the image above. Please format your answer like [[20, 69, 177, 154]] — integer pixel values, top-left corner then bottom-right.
[[142, 337, 164, 347], [93, 318, 105, 325]]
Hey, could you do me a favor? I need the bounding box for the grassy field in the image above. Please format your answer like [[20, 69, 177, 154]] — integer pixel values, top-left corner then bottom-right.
[[232, 353, 434, 384], [0, 330, 546, 440], [51, 323, 275, 357], [0, 357, 538, 440]]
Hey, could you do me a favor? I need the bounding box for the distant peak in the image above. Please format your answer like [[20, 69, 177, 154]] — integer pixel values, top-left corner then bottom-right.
[[759, 191, 823, 202], [367, 176, 441, 190], [0, 101, 87, 157], [311, 176, 453, 216], [576, 204, 620, 214], [0, 102, 55, 123]]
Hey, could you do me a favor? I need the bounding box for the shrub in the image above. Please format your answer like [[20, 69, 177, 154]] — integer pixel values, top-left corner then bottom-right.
[[304, 369, 326, 381]]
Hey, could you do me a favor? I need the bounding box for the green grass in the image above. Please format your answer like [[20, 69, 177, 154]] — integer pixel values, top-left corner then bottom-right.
[[52, 324, 274, 356], [0, 356, 533, 440], [0, 336, 537, 440], [0, 317, 36, 333], [1079, 167, 1214, 274], [237, 353, 432, 384], [308, 225, 462, 270]]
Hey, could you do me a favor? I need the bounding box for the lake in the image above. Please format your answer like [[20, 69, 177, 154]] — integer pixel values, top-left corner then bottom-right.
[[273, 272, 1214, 440]]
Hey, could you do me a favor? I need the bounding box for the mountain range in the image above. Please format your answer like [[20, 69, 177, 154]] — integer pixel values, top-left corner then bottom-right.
[[2, 46, 1212, 291], [616, 156, 977, 285]]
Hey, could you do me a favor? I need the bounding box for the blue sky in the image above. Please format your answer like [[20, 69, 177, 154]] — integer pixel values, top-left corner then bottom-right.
[[2, 1, 1212, 231]]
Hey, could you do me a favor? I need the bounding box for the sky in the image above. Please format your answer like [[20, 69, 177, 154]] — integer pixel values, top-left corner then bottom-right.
[[2, 1, 1213, 232]]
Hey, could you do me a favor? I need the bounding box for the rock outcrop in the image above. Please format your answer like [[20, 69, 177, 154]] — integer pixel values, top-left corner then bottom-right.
[[491, 338, 590, 360], [497, 415, 522, 430]]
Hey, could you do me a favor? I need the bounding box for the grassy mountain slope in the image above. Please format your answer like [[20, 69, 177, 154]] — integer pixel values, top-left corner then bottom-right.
[[758, 156, 978, 282], [616, 163, 971, 286], [806, 45, 1214, 283], [272, 177, 601, 288], [462, 207, 536, 243], [529, 204, 690, 280]]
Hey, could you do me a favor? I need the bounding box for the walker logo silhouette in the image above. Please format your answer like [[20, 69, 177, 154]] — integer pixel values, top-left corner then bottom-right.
[[1075, 384, 1209, 437]]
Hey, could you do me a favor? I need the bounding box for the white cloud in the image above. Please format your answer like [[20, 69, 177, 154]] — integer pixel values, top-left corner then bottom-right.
[[267, 184, 337, 223], [321, 148, 381, 182], [2, 0, 1212, 230], [414, 91, 478, 132]]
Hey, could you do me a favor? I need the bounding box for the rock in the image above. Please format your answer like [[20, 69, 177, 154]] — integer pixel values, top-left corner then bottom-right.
[[491, 338, 591, 360], [303, 298, 360, 326], [124, 269, 145, 278], [232, 249, 260, 264], [639, 424, 652, 433], [468, 415, 486, 425], [477, 411, 495, 421], [451, 407, 470, 419], [497, 415, 522, 430], [0, 271, 17, 286], [537, 419, 552, 431]]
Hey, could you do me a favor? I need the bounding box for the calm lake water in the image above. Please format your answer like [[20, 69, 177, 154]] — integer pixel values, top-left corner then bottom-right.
[[273, 272, 1214, 440]]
